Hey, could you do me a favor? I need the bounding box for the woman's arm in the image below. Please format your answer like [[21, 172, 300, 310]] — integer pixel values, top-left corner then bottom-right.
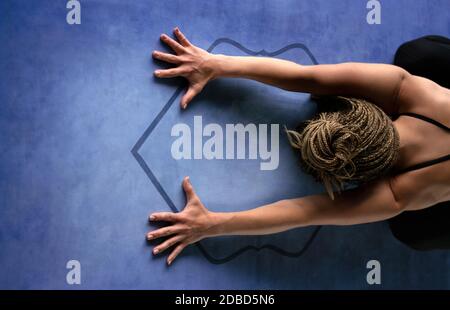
[[147, 176, 404, 265], [212, 57, 409, 115], [154, 27, 410, 114], [209, 177, 403, 236]]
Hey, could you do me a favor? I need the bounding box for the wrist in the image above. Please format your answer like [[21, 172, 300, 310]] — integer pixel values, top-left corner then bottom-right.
[[206, 211, 234, 237], [206, 54, 229, 79]]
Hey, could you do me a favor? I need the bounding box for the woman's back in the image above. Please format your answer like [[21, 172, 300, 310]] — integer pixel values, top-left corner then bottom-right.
[[388, 35, 450, 250], [390, 77, 450, 210]]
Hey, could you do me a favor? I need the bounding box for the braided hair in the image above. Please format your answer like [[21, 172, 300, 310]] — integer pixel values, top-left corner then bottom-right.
[[286, 96, 400, 200]]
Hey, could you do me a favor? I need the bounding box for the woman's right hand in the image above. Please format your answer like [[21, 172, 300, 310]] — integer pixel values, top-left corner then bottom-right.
[[153, 27, 218, 109]]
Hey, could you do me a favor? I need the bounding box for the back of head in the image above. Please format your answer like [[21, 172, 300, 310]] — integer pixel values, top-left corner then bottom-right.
[[286, 96, 400, 200]]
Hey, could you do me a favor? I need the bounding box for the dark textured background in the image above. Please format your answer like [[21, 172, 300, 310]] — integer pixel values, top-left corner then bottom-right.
[[1, 0, 449, 289]]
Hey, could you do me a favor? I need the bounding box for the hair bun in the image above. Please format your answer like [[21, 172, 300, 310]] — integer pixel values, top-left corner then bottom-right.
[[286, 96, 400, 200], [301, 114, 359, 179]]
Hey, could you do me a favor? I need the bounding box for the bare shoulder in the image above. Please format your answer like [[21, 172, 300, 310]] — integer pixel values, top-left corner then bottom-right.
[[397, 74, 450, 127], [389, 162, 450, 211]]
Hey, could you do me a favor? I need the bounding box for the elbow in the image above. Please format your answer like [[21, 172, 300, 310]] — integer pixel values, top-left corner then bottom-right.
[[388, 178, 407, 215], [278, 198, 315, 228], [390, 199, 407, 217]]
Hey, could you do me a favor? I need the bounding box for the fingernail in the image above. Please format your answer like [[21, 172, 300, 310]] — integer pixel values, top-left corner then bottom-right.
[[153, 248, 159, 254], [167, 259, 172, 265], [149, 214, 156, 220], [153, 51, 158, 56], [154, 71, 160, 76], [147, 234, 153, 240]]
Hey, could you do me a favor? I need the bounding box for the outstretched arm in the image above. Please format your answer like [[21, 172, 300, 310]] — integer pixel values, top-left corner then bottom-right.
[[154, 27, 410, 114], [214, 58, 409, 115], [147, 176, 404, 265], [210, 177, 402, 236]]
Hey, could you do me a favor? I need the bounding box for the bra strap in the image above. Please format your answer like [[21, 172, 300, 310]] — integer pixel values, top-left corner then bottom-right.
[[395, 112, 450, 174], [398, 112, 450, 131], [396, 154, 450, 174]]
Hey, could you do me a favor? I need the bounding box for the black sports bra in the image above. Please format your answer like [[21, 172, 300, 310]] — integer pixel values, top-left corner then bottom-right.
[[395, 112, 450, 174]]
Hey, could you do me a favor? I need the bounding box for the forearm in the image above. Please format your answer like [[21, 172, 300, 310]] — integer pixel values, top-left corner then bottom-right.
[[205, 178, 402, 237], [211, 54, 317, 92], [207, 199, 313, 237], [209, 55, 408, 112]]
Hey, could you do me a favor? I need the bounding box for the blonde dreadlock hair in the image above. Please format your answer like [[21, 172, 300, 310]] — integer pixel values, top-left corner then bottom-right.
[[285, 96, 400, 200]]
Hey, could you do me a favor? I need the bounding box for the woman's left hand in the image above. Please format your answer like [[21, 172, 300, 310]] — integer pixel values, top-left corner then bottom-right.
[[147, 176, 219, 265]]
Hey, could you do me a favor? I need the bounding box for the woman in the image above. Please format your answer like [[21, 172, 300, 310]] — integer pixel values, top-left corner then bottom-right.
[[148, 28, 450, 265]]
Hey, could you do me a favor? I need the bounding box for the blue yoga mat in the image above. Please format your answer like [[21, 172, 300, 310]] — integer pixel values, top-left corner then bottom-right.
[[0, 0, 449, 289]]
